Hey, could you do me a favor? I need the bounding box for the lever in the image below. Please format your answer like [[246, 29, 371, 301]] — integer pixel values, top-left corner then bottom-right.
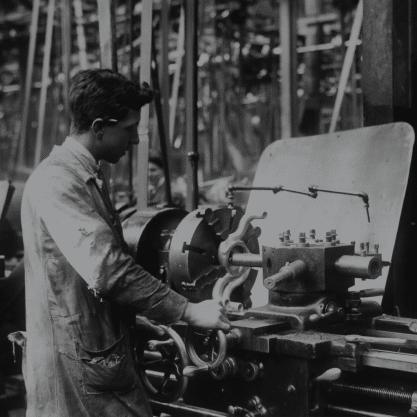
[[183, 364, 209, 377], [314, 368, 341, 383], [308, 185, 371, 223], [147, 339, 174, 351], [358, 288, 385, 298]]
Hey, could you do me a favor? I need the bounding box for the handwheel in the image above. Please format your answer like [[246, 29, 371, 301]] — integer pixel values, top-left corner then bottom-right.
[[184, 326, 227, 369], [136, 325, 189, 402]]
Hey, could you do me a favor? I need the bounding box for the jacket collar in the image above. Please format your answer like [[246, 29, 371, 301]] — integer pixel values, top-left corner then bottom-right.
[[52, 136, 101, 183]]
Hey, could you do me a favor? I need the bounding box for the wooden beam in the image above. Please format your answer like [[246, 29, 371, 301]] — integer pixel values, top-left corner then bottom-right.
[[184, 0, 199, 211], [61, 0, 71, 133], [160, 0, 171, 143], [279, 0, 299, 139], [328, 0, 363, 133], [34, 0, 56, 167], [169, 6, 184, 145], [136, 0, 153, 209], [96, 0, 117, 189], [73, 0, 88, 69], [362, 1, 417, 318], [97, 0, 117, 71], [17, 0, 41, 166]]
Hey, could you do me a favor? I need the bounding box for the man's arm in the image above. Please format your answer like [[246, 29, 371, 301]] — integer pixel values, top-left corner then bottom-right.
[[33, 167, 229, 331]]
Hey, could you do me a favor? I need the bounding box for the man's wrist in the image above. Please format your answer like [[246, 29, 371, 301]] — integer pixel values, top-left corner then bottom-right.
[[180, 301, 194, 325]]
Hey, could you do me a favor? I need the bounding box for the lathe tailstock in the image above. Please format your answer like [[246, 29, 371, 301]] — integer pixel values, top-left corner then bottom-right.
[[122, 123, 417, 417]]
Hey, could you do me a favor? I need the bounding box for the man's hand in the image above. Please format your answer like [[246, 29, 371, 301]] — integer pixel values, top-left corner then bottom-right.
[[181, 300, 231, 332], [136, 315, 165, 336]]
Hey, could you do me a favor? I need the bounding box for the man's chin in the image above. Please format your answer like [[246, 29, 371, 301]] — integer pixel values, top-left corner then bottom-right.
[[104, 155, 123, 164]]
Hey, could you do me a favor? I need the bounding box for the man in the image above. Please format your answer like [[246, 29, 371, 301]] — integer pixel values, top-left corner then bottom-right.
[[21, 69, 230, 417], [147, 150, 166, 206]]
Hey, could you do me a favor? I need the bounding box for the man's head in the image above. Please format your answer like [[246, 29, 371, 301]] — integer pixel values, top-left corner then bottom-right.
[[148, 151, 164, 187], [68, 69, 153, 163]]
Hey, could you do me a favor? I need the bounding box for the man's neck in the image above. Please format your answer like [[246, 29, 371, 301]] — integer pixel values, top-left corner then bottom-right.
[[69, 132, 100, 163]]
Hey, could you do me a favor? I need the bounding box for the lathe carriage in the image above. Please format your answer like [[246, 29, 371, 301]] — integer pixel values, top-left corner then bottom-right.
[[122, 123, 417, 417]]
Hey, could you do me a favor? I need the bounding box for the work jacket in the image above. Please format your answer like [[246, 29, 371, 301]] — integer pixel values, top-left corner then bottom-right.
[[21, 137, 188, 417]]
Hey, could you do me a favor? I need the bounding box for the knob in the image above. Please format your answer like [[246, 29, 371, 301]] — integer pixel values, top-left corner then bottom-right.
[[241, 362, 263, 382], [314, 368, 341, 383]]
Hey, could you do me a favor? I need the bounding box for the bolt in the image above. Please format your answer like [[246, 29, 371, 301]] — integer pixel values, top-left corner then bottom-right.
[[287, 385, 296, 395], [374, 244, 379, 254]]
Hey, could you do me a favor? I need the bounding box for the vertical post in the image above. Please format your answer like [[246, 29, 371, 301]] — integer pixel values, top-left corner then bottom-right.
[[34, 0, 56, 167], [362, 0, 393, 125], [160, 0, 171, 142], [184, 0, 199, 211], [61, 0, 71, 133], [73, 0, 89, 69], [328, 0, 363, 133], [97, 0, 117, 185], [299, 0, 322, 136], [97, 0, 118, 71], [169, 6, 185, 145], [137, 0, 153, 209], [362, 0, 417, 317], [127, 0, 134, 197], [279, 0, 298, 139], [159, 0, 174, 205], [17, 0, 41, 167]]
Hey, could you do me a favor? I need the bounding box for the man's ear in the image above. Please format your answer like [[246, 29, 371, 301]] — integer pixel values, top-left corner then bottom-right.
[[92, 118, 104, 139]]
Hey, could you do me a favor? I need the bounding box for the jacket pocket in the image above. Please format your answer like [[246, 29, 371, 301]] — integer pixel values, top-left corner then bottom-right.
[[79, 335, 137, 395]]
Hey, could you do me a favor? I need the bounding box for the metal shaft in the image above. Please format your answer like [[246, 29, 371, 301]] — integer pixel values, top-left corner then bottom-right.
[[334, 255, 382, 279], [329, 382, 412, 404], [326, 404, 397, 417], [229, 253, 263, 267], [264, 260, 307, 290]]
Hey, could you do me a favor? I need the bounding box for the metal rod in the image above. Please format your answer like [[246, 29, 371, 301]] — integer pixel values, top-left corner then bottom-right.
[[229, 185, 316, 198], [229, 253, 263, 267], [329, 381, 412, 404], [326, 404, 397, 417], [308, 185, 370, 222], [149, 399, 229, 417]]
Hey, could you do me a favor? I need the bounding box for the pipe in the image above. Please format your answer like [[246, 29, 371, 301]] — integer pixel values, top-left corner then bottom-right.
[[149, 399, 229, 417], [263, 260, 308, 290], [334, 255, 382, 279], [326, 404, 397, 417]]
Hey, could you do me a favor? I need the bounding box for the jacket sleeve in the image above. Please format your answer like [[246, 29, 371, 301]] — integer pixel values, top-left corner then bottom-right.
[[31, 166, 188, 325]]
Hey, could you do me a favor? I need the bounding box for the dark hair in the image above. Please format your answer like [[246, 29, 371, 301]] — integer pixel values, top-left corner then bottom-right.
[[69, 69, 154, 133]]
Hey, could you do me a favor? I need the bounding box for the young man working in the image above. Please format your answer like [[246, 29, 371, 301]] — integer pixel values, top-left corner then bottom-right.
[[21, 69, 230, 417]]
